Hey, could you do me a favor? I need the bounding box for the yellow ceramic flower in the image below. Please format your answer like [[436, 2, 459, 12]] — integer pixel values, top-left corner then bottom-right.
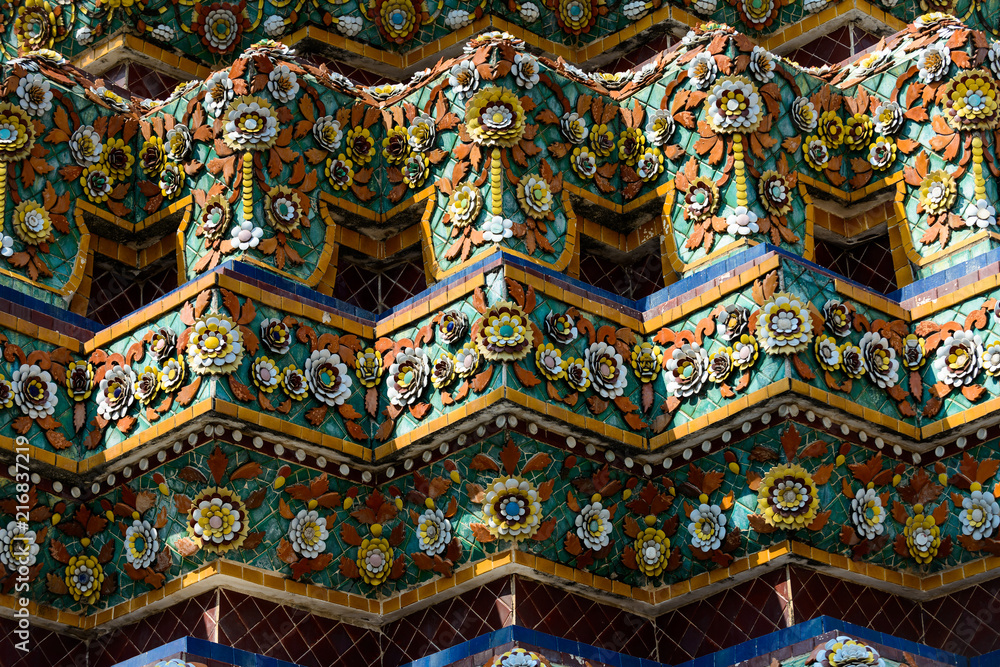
[[817, 111, 844, 149], [482, 476, 542, 541], [0, 102, 36, 163], [65, 554, 105, 605], [11, 200, 52, 245], [918, 170, 956, 215], [942, 69, 999, 130], [189, 487, 249, 553], [186, 314, 244, 375], [101, 138, 135, 181], [357, 527, 394, 585], [475, 301, 532, 361], [630, 342, 662, 383], [355, 348, 384, 388], [381, 126, 411, 164], [536, 343, 566, 381], [345, 127, 376, 165], [904, 504, 941, 564], [65, 361, 94, 401], [465, 87, 526, 147], [758, 293, 813, 355], [757, 463, 819, 530], [634, 523, 671, 577]]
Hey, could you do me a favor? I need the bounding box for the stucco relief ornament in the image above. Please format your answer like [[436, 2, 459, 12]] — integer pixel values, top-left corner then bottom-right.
[[807, 637, 886, 667], [758, 293, 813, 355]]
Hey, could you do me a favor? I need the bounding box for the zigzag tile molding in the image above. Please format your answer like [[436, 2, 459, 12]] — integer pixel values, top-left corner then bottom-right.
[[5, 2, 1000, 666]]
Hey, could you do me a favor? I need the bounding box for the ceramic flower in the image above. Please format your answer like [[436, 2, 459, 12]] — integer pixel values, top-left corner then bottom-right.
[[964, 199, 997, 229], [448, 61, 480, 99], [15, 74, 52, 117], [918, 171, 956, 215], [645, 109, 675, 147], [251, 357, 282, 393], [446, 184, 482, 228], [688, 503, 727, 551], [815, 335, 842, 372], [564, 358, 591, 392], [96, 364, 136, 420], [466, 87, 525, 147], [803, 136, 831, 171], [437, 310, 468, 344], [187, 314, 244, 375], [224, 96, 279, 150], [705, 76, 761, 133], [513, 53, 540, 89], [730, 334, 758, 370], [536, 343, 566, 381], [791, 97, 818, 133], [0, 520, 38, 570], [288, 509, 329, 559], [844, 114, 873, 150], [355, 348, 384, 388], [617, 128, 646, 166], [589, 124, 616, 157], [159, 358, 186, 393], [757, 463, 819, 530], [483, 215, 514, 243], [560, 112, 589, 145], [416, 508, 452, 556], [917, 43, 950, 83], [124, 519, 160, 569], [932, 330, 983, 387], [758, 293, 813, 354], [454, 342, 481, 379], [859, 332, 899, 389], [158, 162, 184, 198], [554, 0, 601, 35], [204, 72, 234, 117], [758, 171, 792, 216], [264, 186, 305, 233], [904, 505, 940, 564], [850, 487, 885, 540], [267, 65, 299, 103], [165, 124, 191, 162], [304, 349, 352, 406], [256, 318, 290, 356], [749, 47, 776, 82], [873, 102, 904, 135], [148, 327, 178, 363], [476, 302, 532, 362], [687, 52, 718, 90], [193, 2, 248, 53], [664, 343, 709, 398], [483, 476, 542, 540], [518, 175, 554, 217], [684, 176, 719, 221], [817, 112, 844, 149], [381, 126, 411, 164], [726, 206, 759, 236], [408, 115, 436, 152], [635, 148, 664, 182], [11, 363, 58, 419], [65, 360, 94, 402], [634, 524, 671, 576], [430, 351, 457, 389], [841, 343, 865, 379], [386, 347, 430, 406], [190, 487, 248, 553], [708, 349, 733, 383], [282, 365, 309, 400], [0, 376, 13, 409], [868, 137, 896, 171], [69, 126, 103, 166], [312, 116, 343, 153], [808, 637, 886, 667], [65, 555, 105, 605], [855, 50, 891, 76], [570, 147, 597, 179], [325, 154, 355, 190], [575, 500, 613, 551], [630, 342, 662, 383], [901, 334, 926, 370], [544, 311, 578, 345], [133, 365, 161, 405], [941, 69, 999, 130], [586, 342, 628, 399], [716, 305, 749, 341], [983, 341, 1000, 376], [960, 487, 1000, 541], [10, 201, 51, 246]]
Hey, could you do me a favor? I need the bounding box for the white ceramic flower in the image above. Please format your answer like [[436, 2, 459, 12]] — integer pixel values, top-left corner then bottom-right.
[[70, 126, 104, 166], [445, 9, 473, 29], [932, 330, 983, 387], [859, 331, 899, 389], [386, 347, 430, 406], [204, 72, 234, 117], [665, 343, 709, 398], [513, 53, 540, 89], [519, 1, 539, 20], [964, 199, 996, 229], [267, 65, 299, 103], [448, 61, 480, 99], [187, 315, 244, 375], [15, 74, 52, 116], [575, 501, 612, 551], [749, 47, 776, 82], [263, 14, 286, 36], [791, 97, 818, 132], [482, 215, 513, 243], [11, 363, 58, 419], [337, 15, 363, 36], [288, 509, 329, 558], [125, 519, 160, 569], [416, 508, 452, 556], [759, 293, 813, 355], [917, 43, 951, 84], [560, 112, 589, 145], [96, 364, 136, 421], [726, 206, 759, 236], [224, 97, 279, 150], [687, 52, 718, 90], [688, 503, 727, 551], [873, 102, 904, 135], [304, 349, 352, 406], [645, 109, 675, 147], [0, 520, 38, 570], [586, 341, 628, 399], [231, 221, 263, 250], [850, 487, 885, 540]]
